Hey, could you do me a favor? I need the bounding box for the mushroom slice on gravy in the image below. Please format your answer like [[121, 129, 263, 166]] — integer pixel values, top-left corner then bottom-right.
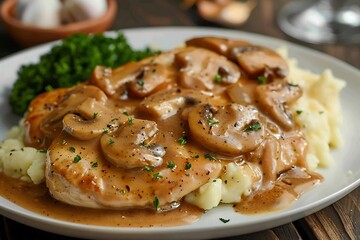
[[100, 119, 164, 169], [230, 45, 288, 78], [186, 37, 249, 57], [256, 81, 302, 130], [139, 88, 211, 119], [186, 37, 288, 79], [176, 47, 240, 90], [39, 85, 108, 145], [188, 103, 265, 155]]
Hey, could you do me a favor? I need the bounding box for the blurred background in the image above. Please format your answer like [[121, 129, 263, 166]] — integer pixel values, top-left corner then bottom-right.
[[0, 0, 359, 68]]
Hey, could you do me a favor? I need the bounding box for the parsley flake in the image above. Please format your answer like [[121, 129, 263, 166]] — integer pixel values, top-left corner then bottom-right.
[[128, 116, 134, 125], [219, 218, 230, 223], [137, 80, 144, 86], [177, 136, 187, 146], [144, 165, 154, 172], [152, 68, 157, 73], [205, 153, 217, 161], [192, 155, 200, 158], [103, 129, 109, 134], [257, 75, 266, 84], [119, 189, 125, 194], [74, 155, 81, 163], [214, 74, 222, 83], [185, 162, 192, 170], [108, 139, 115, 145], [153, 196, 159, 211], [93, 112, 98, 119], [91, 162, 98, 168], [296, 110, 303, 115], [153, 173, 163, 180], [167, 161, 176, 170], [68, 146, 76, 153], [123, 111, 129, 116], [38, 149, 47, 153], [244, 121, 261, 132], [208, 119, 219, 125]]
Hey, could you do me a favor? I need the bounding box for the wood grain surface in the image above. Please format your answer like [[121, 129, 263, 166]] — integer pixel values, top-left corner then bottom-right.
[[0, 0, 359, 239]]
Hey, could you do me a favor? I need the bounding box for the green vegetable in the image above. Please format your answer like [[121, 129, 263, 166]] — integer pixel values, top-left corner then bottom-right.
[[244, 121, 261, 132], [74, 155, 81, 163], [10, 32, 159, 115]]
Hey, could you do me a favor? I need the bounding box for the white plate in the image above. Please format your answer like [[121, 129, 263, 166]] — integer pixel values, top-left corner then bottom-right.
[[0, 27, 359, 240]]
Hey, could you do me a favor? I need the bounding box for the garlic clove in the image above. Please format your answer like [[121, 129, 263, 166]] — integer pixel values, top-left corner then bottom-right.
[[62, 0, 108, 23], [20, 0, 62, 28], [197, 0, 256, 27]]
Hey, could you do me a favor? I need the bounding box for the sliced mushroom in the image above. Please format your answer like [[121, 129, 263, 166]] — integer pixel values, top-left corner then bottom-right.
[[226, 80, 258, 106], [176, 47, 240, 90], [188, 103, 265, 155], [139, 88, 211, 120], [100, 119, 165, 169], [127, 63, 173, 98], [89, 66, 116, 95], [24, 88, 69, 148], [186, 37, 288, 79], [256, 81, 302, 130], [230, 45, 288, 78], [62, 98, 125, 140], [90, 51, 178, 98], [38, 85, 107, 143], [186, 37, 249, 56]]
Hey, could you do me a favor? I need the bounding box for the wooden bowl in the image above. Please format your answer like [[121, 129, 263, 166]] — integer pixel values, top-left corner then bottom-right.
[[0, 0, 117, 47]]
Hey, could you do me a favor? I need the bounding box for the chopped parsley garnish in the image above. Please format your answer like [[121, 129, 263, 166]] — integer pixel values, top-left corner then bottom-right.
[[74, 155, 81, 163], [214, 74, 222, 83], [93, 112, 98, 119], [212, 179, 217, 182], [167, 161, 176, 170], [219, 218, 230, 223], [185, 162, 192, 170], [128, 116, 134, 125], [137, 80, 145, 86], [244, 121, 261, 132], [68, 146, 76, 153], [192, 155, 200, 158], [208, 119, 219, 125], [296, 110, 303, 115], [153, 173, 163, 180], [119, 189, 125, 194], [108, 139, 115, 145], [140, 142, 148, 147], [38, 149, 47, 153], [153, 196, 159, 211], [123, 111, 129, 116], [257, 75, 266, 84], [144, 165, 154, 172], [91, 162, 98, 168], [177, 136, 187, 146], [103, 129, 109, 134], [204, 153, 217, 161], [152, 68, 157, 73]]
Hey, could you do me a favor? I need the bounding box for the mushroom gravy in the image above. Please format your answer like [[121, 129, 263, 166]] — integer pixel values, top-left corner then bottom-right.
[[2, 37, 323, 226]]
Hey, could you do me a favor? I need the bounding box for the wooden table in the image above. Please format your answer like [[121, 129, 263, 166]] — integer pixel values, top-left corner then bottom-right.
[[0, 0, 359, 239]]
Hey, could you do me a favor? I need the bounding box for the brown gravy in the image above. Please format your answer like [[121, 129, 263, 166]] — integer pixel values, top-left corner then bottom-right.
[[0, 173, 202, 227]]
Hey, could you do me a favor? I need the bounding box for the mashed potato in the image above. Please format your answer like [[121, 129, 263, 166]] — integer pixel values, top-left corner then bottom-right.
[[0, 119, 46, 184]]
